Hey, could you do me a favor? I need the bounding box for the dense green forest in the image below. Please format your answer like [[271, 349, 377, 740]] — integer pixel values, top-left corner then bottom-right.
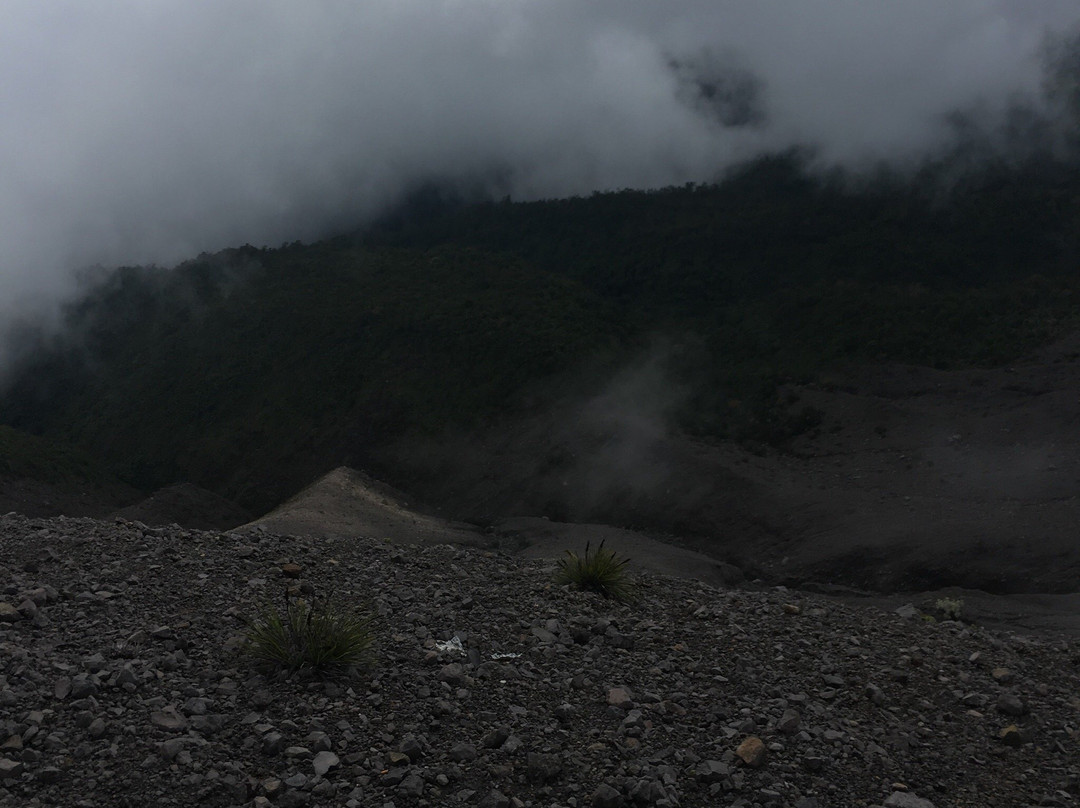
[[3, 152, 1080, 512]]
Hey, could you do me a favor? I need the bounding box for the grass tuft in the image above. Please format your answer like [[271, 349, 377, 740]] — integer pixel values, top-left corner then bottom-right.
[[242, 589, 375, 676], [554, 540, 635, 603]]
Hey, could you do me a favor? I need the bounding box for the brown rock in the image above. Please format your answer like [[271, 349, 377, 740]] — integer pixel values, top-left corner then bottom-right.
[[607, 687, 634, 710], [998, 725, 1026, 746], [736, 736, 767, 767], [0, 603, 21, 623], [0, 736, 22, 751], [281, 563, 302, 578]]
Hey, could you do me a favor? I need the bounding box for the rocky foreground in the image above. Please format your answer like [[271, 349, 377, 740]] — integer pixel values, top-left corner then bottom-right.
[[0, 514, 1078, 808]]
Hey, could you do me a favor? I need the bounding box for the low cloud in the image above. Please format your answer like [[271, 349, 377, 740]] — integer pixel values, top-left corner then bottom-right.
[[1, 1, 1078, 342]]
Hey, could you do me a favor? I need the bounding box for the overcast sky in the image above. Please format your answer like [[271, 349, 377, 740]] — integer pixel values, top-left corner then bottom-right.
[[1, 1, 1078, 333]]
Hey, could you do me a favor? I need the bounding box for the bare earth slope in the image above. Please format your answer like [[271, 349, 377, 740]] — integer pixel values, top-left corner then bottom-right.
[[241, 334, 1080, 636], [244, 467, 490, 549], [375, 334, 1080, 600], [756, 331, 1080, 593]]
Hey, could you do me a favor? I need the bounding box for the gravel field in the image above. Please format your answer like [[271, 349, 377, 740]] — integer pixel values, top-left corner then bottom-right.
[[1, 514, 1078, 807]]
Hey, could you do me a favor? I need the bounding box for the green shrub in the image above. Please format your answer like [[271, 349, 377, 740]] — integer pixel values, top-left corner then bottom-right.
[[934, 597, 964, 621], [554, 540, 635, 603], [242, 590, 375, 675]]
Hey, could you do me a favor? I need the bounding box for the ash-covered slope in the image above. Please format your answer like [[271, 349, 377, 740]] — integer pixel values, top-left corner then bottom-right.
[[1, 514, 1078, 807]]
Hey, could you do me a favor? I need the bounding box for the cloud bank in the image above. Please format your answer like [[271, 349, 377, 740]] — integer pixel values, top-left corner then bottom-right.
[[1, 1, 1078, 328]]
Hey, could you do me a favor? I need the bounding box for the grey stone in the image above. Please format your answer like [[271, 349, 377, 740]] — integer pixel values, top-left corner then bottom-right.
[[399, 733, 425, 760], [54, 677, 71, 700], [695, 760, 730, 783], [312, 750, 339, 776], [884, 793, 937, 808], [150, 708, 188, 731], [531, 626, 558, 644], [482, 726, 510, 749], [525, 752, 562, 784], [996, 693, 1026, 716], [592, 783, 624, 808], [70, 674, 98, 699], [398, 773, 425, 798], [262, 732, 286, 755], [449, 742, 477, 762], [777, 708, 801, 733], [478, 789, 511, 808], [629, 779, 668, 806], [277, 789, 309, 808]]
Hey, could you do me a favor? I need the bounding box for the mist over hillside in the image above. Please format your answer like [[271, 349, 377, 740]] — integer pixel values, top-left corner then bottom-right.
[[2, 1, 1080, 367], [4, 4, 1080, 598]]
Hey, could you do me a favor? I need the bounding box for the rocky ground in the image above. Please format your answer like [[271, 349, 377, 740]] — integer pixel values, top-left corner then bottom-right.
[[1, 514, 1078, 807]]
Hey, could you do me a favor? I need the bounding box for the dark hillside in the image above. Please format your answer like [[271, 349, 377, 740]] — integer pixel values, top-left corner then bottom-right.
[[3, 154, 1080, 518], [2, 246, 619, 513]]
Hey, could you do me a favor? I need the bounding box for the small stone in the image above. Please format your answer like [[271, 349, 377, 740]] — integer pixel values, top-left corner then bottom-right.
[[0, 758, 23, 779], [554, 702, 575, 721], [482, 726, 511, 749], [736, 736, 767, 768], [695, 760, 730, 783], [884, 792, 937, 808], [312, 751, 339, 776], [250, 689, 273, 709], [607, 687, 634, 710], [305, 731, 333, 753], [70, 674, 97, 699], [262, 732, 286, 755], [0, 603, 21, 622], [277, 789, 309, 808], [449, 742, 477, 762], [996, 693, 1026, 717], [399, 733, 425, 760], [398, 774, 424, 798], [629, 779, 667, 806], [991, 667, 1014, 684], [531, 626, 558, 644], [783, 603, 801, 614], [439, 663, 467, 686], [998, 725, 1026, 746], [53, 674, 70, 699], [592, 782, 624, 808], [158, 738, 186, 760], [777, 709, 801, 733], [478, 790, 511, 808], [284, 773, 308, 789], [150, 708, 188, 731], [182, 697, 210, 715], [281, 563, 303, 578], [525, 752, 562, 784]]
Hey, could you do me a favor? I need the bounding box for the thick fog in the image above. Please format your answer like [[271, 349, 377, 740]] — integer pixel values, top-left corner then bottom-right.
[[2, 1, 1078, 333]]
